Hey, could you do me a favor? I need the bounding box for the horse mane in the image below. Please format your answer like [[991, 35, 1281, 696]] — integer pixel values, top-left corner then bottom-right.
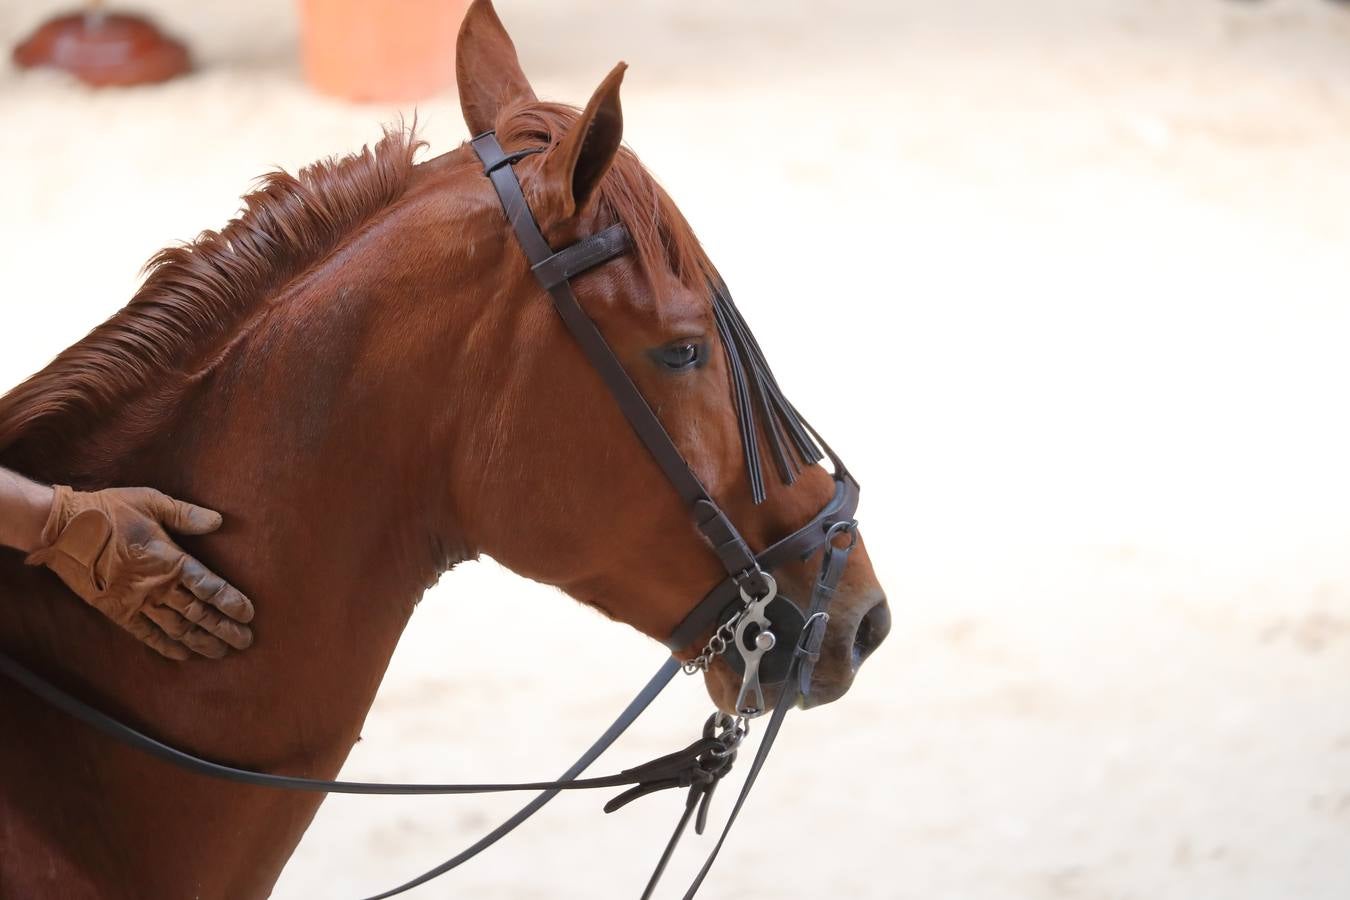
[[0, 105, 699, 467], [0, 125, 425, 461], [0, 104, 812, 500]]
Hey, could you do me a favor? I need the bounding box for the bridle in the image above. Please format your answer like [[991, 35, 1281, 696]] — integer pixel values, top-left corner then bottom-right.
[[0, 132, 864, 899], [470, 132, 861, 706]]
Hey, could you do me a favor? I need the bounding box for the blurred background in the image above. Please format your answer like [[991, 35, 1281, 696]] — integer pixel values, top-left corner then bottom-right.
[[3, 0, 1350, 897]]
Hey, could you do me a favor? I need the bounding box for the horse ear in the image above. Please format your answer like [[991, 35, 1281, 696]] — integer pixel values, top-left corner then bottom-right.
[[456, 0, 537, 136], [540, 62, 627, 220]]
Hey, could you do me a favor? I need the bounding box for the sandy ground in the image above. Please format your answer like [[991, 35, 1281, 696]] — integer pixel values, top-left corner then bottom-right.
[[3, 0, 1350, 897]]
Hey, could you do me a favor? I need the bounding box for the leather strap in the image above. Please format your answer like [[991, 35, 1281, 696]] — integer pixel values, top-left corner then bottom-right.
[[676, 673, 797, 899], [665, 474, 859, 654], [471, 132, 760, 585], [645, 529, 856, 900], [531, 223, 631, 291], [0, 648, 686, 900], [679, 530, 856, 898], [361, 658, 681, 900], [0, 650, 683, 799]]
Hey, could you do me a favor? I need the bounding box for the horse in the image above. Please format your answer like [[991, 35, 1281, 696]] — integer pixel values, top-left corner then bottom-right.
[[0, 2, 890, 896]]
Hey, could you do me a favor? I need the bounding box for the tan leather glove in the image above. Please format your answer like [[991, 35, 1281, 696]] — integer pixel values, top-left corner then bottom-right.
[[25, 486, 254, 661]]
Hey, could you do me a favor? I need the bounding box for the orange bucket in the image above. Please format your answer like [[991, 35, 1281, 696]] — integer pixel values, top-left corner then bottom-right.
[[299, 0, 468, 102]]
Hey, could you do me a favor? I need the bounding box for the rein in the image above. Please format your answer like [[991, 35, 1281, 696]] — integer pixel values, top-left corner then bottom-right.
[[0, 133, 863, 898]]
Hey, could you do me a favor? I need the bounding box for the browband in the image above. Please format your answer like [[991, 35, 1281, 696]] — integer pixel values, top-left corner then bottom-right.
[[532, 223, 631, 291]]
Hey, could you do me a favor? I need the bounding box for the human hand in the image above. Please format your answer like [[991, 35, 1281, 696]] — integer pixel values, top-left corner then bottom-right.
[[25, 486, 254, 660]]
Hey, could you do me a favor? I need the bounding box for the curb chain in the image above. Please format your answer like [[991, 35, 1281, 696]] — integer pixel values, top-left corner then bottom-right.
[[683, 609, 744, 674]]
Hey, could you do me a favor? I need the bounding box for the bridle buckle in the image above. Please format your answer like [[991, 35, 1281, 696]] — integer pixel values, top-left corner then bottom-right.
[[731, 565, 771, 601]]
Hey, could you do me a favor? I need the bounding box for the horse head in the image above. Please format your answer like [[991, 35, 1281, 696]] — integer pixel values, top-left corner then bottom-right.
[[432, 0, 891, 711]]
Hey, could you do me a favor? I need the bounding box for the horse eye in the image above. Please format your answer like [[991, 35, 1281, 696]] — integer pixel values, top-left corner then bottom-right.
[[656, 341, 703, 371]]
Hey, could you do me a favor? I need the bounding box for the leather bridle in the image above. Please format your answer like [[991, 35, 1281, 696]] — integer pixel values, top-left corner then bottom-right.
[[0, 133, 864, 899]]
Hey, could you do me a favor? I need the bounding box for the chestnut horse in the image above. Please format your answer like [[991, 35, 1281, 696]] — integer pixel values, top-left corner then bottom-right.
[[0, 2, 889, 896]]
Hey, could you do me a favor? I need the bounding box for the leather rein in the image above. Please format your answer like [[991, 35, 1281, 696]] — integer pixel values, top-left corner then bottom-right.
[[0, 133, 863, 899]]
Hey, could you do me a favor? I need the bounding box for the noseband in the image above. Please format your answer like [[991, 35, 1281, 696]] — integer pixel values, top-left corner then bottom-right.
[[0, 133, 865, 899]]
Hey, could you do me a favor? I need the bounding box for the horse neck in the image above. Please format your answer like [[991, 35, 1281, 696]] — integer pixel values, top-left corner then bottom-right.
[[0, 161, 530, 897], [4, 250, 475, 772]]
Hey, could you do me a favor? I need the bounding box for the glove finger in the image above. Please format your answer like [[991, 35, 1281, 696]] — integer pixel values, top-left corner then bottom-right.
[[125, 615, 191, 662], [143, 606, 229, 659], [178, 555, 254, 624], [166, 587, 253, 650], [143, 489, 223, 536], [180, 625, 231, 660]]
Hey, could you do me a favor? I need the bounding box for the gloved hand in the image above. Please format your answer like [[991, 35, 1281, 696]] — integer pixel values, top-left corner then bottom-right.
[[25, 486, 254, 660]]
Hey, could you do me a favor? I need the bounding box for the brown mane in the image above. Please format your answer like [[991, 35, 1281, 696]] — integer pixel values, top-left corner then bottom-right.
[[0, 105, 708, 467], [0, 126, 425, 461]]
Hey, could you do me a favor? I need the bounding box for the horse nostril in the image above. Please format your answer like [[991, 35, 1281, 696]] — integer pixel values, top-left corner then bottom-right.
[[851, 600, 891, 672]]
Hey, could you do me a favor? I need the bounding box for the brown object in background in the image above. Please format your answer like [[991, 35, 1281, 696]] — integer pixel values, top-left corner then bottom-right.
[[299, 0, 468, 102], [12, 5, 190, 87]]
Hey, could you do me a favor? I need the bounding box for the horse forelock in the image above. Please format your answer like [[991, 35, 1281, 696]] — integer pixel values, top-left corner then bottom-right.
[[0, 125, 426, 465], [494, 101, 717, 294]]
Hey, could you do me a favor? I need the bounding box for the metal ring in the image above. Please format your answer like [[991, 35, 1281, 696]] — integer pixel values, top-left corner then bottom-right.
[[825, 519, 858, 551], [708, 716, 749, 756]]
